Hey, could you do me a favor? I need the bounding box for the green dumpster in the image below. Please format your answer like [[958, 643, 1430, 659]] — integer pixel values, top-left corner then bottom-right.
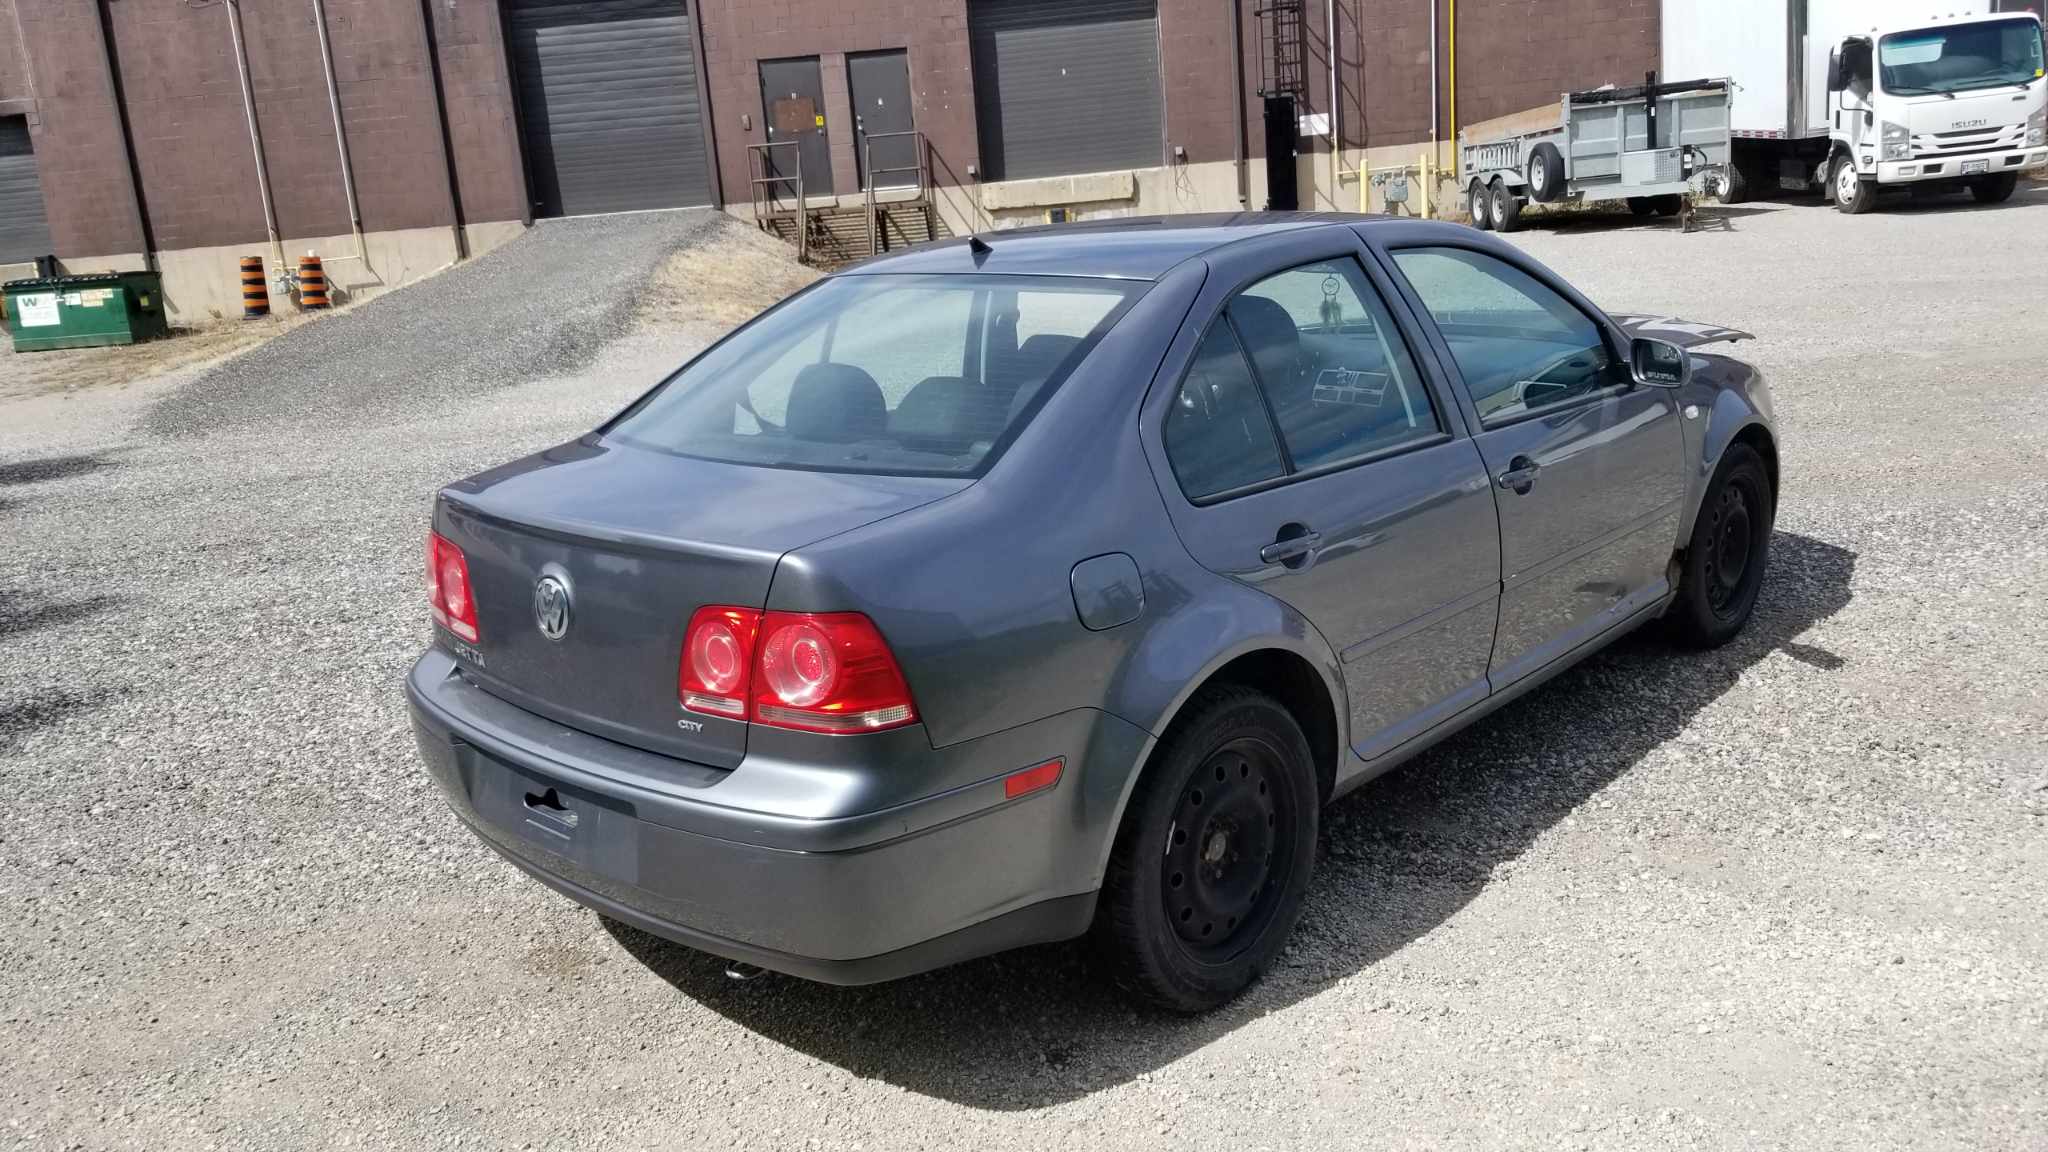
[[3, 272, 169, 352]]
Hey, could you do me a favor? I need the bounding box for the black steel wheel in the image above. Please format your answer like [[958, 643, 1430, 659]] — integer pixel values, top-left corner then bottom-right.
[[1667, 442, 1774, 648], [1092, 685, 1318, 1013]]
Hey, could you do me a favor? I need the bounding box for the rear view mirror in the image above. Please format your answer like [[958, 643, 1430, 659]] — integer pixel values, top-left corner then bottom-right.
[[1630, 337, 1690, 388], [1827, 45, 1846, 92]]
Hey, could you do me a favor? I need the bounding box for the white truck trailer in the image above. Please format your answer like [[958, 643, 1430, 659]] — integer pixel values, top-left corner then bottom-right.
[[1663, 0, 2047, 212]]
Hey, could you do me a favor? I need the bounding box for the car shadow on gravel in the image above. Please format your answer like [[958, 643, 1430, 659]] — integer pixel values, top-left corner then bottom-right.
[[606, 530, 1856, 1110]]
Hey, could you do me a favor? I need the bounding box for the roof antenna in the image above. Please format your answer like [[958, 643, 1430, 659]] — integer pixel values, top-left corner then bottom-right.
[[967, 233, 993, 263]]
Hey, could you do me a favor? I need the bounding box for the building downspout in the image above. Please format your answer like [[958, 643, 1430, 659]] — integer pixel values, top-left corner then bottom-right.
[[310, 0, 368, 267], [1448, 0, 1457, 156], [1428, 0, 1439, 166], [224, 0, 287, 280], [1326, 0, 1339, 207], [1231, 0, 1248, 206]]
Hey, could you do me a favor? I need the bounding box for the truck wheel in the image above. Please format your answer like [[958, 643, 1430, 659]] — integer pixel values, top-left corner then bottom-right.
[[1467, 182, 1493, 230], [1627, 196, 1655, 217], [1832, 155, 1876, 214], [1665, 443, 1774, 649], [1091, 685, 1319, 1013], [1970, 172, 2018, 204], [1717, 160, 1750, 205], [1491, 180, 1524, 232], [1527, 143, 1567, 204]]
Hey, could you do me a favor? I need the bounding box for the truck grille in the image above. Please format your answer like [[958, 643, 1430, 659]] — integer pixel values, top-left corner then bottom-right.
[[1912, 124, 2028, 159]]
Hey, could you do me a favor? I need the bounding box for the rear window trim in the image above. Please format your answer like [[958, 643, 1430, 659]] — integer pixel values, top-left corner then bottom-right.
[[600, 272, 1151, 481]]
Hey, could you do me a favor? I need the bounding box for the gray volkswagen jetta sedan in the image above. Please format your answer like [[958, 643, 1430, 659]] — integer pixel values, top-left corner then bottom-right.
[[409, 214, 1777, 1012]]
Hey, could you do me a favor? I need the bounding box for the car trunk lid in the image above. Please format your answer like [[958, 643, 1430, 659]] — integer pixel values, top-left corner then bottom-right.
[[434, 437, 966, 769]]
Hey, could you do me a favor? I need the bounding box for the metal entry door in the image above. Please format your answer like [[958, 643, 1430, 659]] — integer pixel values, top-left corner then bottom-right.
[[848, 49, 915, 190], [0, 117, 54, 262], [506, 0, 712, 217], [759, 56, 835, 198]]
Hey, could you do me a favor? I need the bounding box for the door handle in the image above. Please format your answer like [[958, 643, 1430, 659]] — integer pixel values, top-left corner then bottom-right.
[[1260, 530, 1322, 565], [1496, 456, 1541, 495]]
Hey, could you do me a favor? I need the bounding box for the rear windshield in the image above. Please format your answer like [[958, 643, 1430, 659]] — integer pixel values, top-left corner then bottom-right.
[[606, 273, 1141, 476]]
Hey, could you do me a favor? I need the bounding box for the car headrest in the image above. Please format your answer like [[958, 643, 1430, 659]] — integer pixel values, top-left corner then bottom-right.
[[786, 362, 886, 443], [891, 376, 1008, 454], [1229, 295, 1301, 387]]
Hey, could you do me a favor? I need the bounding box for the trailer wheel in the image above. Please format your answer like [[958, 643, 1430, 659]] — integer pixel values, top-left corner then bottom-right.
[[1832, 154, 1876, 214], [1468, 182, 1493, 230], [1490, 180, 1523, 233], [1627, 197, 1656, 217], [1526, 143, 1567, 204], [1652, 194, 1683, 217]]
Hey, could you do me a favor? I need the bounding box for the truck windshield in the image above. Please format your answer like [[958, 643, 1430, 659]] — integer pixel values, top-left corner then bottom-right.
[[604, 274, 1140, 477], [1879, 18, 2045, 96]]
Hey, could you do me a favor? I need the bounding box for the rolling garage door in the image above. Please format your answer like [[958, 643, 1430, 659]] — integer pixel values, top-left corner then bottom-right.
[[0, 117, 55, 263], [507, 0, 712, 216], [968, 0, 1163, 182]]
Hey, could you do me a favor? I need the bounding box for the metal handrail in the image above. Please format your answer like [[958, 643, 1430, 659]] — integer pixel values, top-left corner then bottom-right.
[[747, 139, 807, 263], [858, 129, 928, 257]]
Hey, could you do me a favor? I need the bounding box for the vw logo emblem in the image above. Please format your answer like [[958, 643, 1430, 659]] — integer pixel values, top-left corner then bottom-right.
[[533, 574, 572, 641]]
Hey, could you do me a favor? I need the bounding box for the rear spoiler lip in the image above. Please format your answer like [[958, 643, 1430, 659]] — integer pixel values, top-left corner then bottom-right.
[[1609, 314, 1754, 349]]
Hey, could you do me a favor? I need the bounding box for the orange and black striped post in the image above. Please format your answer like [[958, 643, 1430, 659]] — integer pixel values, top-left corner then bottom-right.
[[298, 254, 329, 310], [240, 256, 269, 319]]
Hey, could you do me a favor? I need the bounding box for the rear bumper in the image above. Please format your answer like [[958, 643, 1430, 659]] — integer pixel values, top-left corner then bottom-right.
[[1881, 149, 2046, 183], [406, 649, 1148, 982]]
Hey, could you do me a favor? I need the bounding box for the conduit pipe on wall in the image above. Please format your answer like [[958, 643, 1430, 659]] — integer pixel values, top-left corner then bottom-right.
[[1231, 0, 1247, 206], [1428, 0, 1439, 166], [224, 0, 288, 279], [311, 0, 368, 266]]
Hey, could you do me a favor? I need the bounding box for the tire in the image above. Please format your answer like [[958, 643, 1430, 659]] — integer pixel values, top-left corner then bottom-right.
[[1527, 142, 1567, 204], [1970, 172, 2018, 204], [1832, 154, 1876, 214], [1627, 196, 1655, 217], [1652, 194, 1684, 217], [1491, 180, 1523, 233], [1468, 182, 1493, 230], [1091, 685, 1319, 1014], [1666, 443, 1774, 649], [1717, 159, 1750, 205]]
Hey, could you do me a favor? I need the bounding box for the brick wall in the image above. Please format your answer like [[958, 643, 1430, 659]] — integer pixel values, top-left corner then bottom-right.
[[423, 0, 528, 228], [100, 0, 457, 251], [696, 0, 979, 205], [9, 0, 147, 258], [1362, 0, 1661, 150]]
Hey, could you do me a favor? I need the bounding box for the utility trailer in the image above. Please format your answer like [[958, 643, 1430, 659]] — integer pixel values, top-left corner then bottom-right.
[[1459, 76, 1735, 232]]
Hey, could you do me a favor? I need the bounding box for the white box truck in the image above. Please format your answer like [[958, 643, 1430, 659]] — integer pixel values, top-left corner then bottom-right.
[[1662, 0, 2047, 212]]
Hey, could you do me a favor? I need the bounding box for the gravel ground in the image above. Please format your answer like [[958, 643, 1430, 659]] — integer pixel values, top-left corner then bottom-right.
[[2, 193, 2046, 1150]]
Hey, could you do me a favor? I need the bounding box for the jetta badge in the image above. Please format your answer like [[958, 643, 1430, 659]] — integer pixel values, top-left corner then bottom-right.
[[533, 574, 572, 641]]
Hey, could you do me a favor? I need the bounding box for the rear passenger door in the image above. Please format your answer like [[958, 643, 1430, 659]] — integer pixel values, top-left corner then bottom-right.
[[1374, 240, 1686, 689], [1140, 230, 1502, 762]]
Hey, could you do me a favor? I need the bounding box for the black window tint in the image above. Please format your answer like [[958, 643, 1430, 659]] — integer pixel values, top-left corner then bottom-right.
[[1164, 321, 1286, 500], [1391, 247, 1616, 425], [1228, 258, 1440, 471]]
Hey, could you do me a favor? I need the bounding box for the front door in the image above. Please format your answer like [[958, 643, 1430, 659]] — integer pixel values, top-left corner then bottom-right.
[[1381, 243, 1685, 690], [759, 56, 834, 199], [1145, 231, 1501, 761], [848, 49, 915, 190]]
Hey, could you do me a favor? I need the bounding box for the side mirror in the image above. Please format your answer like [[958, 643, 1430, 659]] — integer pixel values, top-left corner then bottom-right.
[[1827, 45, 1846, 92], [1630, 337, 1690, 388]]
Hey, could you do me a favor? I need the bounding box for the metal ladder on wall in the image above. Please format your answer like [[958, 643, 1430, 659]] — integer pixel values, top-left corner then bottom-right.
[[1256, 0, 1307, 99]]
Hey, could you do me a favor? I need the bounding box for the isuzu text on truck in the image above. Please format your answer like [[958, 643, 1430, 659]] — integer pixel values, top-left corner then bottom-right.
[[1664, 1, 2047, 213]]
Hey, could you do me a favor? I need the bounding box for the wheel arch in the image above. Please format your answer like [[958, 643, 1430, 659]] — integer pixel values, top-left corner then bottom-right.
[[1090, 632, 1347, 880]]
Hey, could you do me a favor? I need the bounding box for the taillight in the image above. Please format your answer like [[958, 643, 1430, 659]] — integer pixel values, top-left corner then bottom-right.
[[678, 607, 918, 734], [428, 531, 480, 642], [753, 612, 917, 733], [679, 605, 758, 718]]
